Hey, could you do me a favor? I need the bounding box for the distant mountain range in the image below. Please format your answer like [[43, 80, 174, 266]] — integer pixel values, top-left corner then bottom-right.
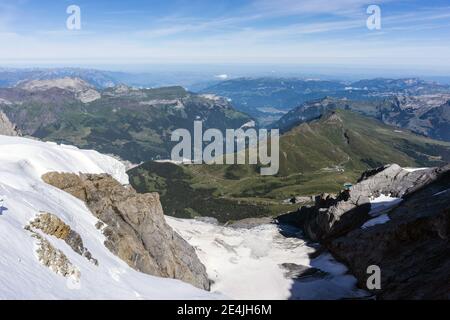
[[273, 95, 450, 143], [0, 68, 120, 88], [0, 78, 251, 163], [2, 68, 450, 300], [128, 109, 450, 222], [1, 71, 449, 164], [200, 77, 450, 124], [2, 68, 449, 132], [0, 67, 224, 90]]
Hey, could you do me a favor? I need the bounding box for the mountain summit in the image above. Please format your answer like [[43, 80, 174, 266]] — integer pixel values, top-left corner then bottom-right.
[[0, 79, 252, 163], [17, 77, 94, 92], [129, 109, 450, 222]]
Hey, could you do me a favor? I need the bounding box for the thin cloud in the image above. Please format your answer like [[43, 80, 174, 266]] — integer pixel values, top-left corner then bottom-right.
[[0, 2, 19, 32], [1, 0, 450, 72], [247, 0, 390, 18]]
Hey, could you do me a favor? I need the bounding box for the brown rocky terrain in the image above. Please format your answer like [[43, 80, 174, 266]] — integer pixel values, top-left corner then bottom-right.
[[0, 111, 19, 136], [24, 214, 82, 281], [28, 212, 98, 265], [42, 172, 210, 290]]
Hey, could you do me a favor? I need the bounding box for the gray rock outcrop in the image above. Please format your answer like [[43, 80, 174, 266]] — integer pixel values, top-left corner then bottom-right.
[[281, 164, 450, 299], [42, 172, 210, 290], [280, 263, 328, 280], [286, 164, 447, 241], [0, 111, 19, 136], [328, 166, 450, 299]]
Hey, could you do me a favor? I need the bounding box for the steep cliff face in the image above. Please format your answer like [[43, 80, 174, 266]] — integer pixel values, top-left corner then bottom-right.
[[282, 164, 450, 299], [0, 111, 18, 136], [42, 172, 210, 290], [328, 165, 450, 299], [0, 135, 215, 299], [329, 184, 450, 299], [288, 164, 448, 241]]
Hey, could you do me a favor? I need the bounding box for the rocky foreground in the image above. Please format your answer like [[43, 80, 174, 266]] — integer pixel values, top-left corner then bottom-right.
[[280, 164, 450, 299], [42, 172, 210, 290], [0, 135, 215, 299]]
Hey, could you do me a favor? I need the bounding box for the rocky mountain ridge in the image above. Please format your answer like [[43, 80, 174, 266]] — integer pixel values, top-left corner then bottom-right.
[[274, 95, 450, 142], [201, 77, 450, 123], [0, 68, 119, 88], [0, 79, 252, 163], [128, 109, 450, 223], [279, 164, 450, 299], [17, 77, 101, 104]]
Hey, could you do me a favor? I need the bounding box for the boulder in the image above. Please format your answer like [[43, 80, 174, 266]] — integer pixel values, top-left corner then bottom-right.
[[280, 263, 328, 280]]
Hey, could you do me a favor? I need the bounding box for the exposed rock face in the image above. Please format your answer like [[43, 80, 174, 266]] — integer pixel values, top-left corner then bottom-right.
[[25, 224, 80, 281], [283, 164, 450, 299], [28, 212, 97, 265], [274, 94, 450, 142], [382, 96, 450, 142], [329, 167, 450, 299], [17, 77, 101, 103], [280, 263, 328, 280], [76, 89, 101, 103], [0, 111, 18, 136], [290, 164, 447, 241], [17, 77, 92, 92], [42, 172, 210, 290]]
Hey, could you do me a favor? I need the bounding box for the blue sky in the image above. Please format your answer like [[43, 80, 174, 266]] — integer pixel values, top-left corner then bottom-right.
[[0, 0, 450, 74]]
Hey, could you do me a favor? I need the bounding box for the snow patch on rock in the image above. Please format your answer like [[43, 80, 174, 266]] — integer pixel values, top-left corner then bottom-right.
[[369, 194, 403, 217], [362, 214, 390, 229]]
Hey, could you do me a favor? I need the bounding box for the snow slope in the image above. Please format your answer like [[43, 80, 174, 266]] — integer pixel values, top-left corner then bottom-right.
[[0, 135, 216, 299], [167, 217, 367, 300], [0, 135, 369, 300]]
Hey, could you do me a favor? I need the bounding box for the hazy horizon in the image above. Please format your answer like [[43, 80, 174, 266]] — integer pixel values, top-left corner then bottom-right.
[[2, 63, 450, 85], [0, 0, 449, 74]]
